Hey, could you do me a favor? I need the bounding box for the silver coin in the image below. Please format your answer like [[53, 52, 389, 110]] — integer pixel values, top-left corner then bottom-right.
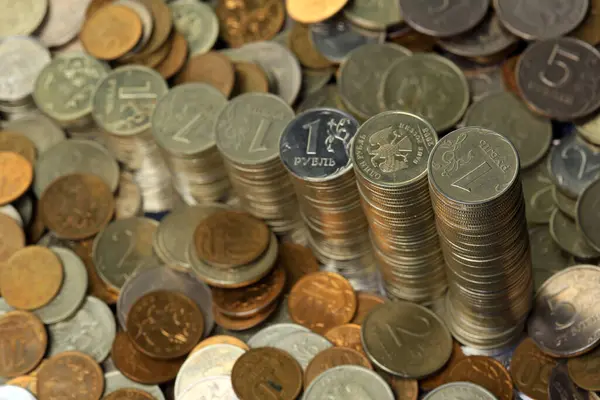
[[175, 344, 245, 397], [0, 297, 10, 315], [222, 41, 301, 105], [0, 204, 23, 227], [0, 0, 48, 37], [178, 376, 237, 400], [273, 331, 332, 370], [528, 265, 600, 357], [0, 37, 51, 102], [247, 323, 310, 348], [3, 113, 66, 154], [0, 386, 36, 400], [170, 0, 218, 55], [117, 265, 214, 336], [343, 0, 402, 31], [47, 296, 116, 362], [462, 65, 505, 104], [529, 226, 570, 292], [104, 371, 166, 400], [34, 138, 120, 196], [303, 365, 394, 400], [297, 84, 339, 113], [300, 67, 334, 99], [548, 364, 589, 400], [423, 382, 498, 400], [37, 0, 91, 48], [115, 0, 154, 53]]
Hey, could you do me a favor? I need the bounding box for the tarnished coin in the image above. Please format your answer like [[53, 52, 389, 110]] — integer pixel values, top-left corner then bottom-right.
[[464, 91, 552, 169], [530, 226, 571, 291], [301, 67, 335, 99], [303, 365, 394, 400], [0, 0, 48, 37], [297, 84, 339, 113], [287, 0, 347, 24], [528, 265, 600, 357], [362, 301, 452, 378], [175, 52, 235, 98], [522, 160, 556, 225], [568, 344, 600, 391], [132, 0, 172, 57], [571, 0, 600, 45], [38, 0, 92, 48], [517, 38, 600, 120], [38, 351, 104, 400], [0, 311, 46, 378], [380, 54, 469, 132], [447, 356, 513, 400], [216, 0, 284, 47], [104, 371, 165, 400], [277, 242, 319, 292], [3, 114, 66, 155], [423, 382, 497, 400], [0, 37, 51, 102], [550, 209, 600, 259], [351, 292, 386, 325], [115, 172, 142, 220], [232, 62, 270, 95], [344, 0, 402, 30], [247, 323, 310, 348], [231, 347, 303, 399], [554, 183, 583, 217], [178, 375, 236, 400], [192, 335, 249, 353], [548, 364, 589, 400], [0, 152, 32, 206], [71, 239, 120, 305], [0, 131, 36, 164], [420, 341, 465, 392], [577, 178, 600, 252], [324, 324, 365, 355], [494, 0, 589, 40], [170, 0, 218, 55], [399, 0, 489, 37], [288, 23, 333, 70], [155, 32, 188, 79], [462, 64, 505, 103], [0, 386, 36, 400], [0, 213, 25, 263], [103, 389, 156, 400]]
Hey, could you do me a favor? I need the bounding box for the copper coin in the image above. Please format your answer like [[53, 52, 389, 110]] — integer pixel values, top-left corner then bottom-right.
[[80, 4, 143, 60], [288, 271, 357, 334], [85, 0, 112, 18], [386, 375, 419, 400], [304, 347, 372, 389], [193, 210, 270, 268], [420, 341, 465, 392], [133, 0, 173, 57], [156, 31, 188, 79], [287, 0, 347, 24], [0, 311, 46, 378], [568, 344, 600, 391], [288, 23, 333, 69], [72, 239, 119, 304], [111, 331, 183, 385], [40, 173, 115, 240], [175, 52, 236, 97], [38, 351, 104, 400], [213, 300, 278, 331], [0, 131, 36, 164], [510, 337, 558, 399], [216, 0, 285, 48], [6, 376, 38, 395], [0, 213, 25, 263], [231, 347, 303, 400], [127, 33, 172, 68], [324, 323, 365, 355], [277, 242, 319, 292], [103, 388, 156, 400], [0, 246, 64, 310], [191, 335, 250, 354], [502, 55, 521, 97], [448, 356, 514, 400], [232, 62, 270, 96], [0, 152, 33, 206], [126, 290, 205, 359], [351, 292, 386, 325]]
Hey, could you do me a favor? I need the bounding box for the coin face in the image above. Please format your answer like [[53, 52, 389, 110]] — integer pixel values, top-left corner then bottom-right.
[[0, 0, 48, 37], [351, 292, 386, 325], [380, 54, 469, 132], [0, 152, 33, 206], [550, 209, 600, 259], [178, 375, 236, 400], [92, 66, 168, 136], [38, 351, 104, 400], [567, 343, 600, 391], [344, 0, 402, 30], [170, 0, 218, 55], [304, 365, 395, 400], [298, 84, 339, 113], [548, 364, 589, 400], [522, 160, 556, 225], [420, 341, 465, 391], [528, 265, 600, 357], [134, 0, 173, 57], [0, 311, 46, 378], [38, 0, 92, 48], [103, 371, 165, 400], [231, 347, 303, 400], [0, 37, 51, 102], [529, 226, 571, 291], [155, 32, 188, 79], [447, 356, 513, 400], [286, 0, 347, 24], [232, 62, 270, 95], [217, 0, 284, 47], [0, 131, 36, 165], [0, 213, 25, 263], [304, 347, 372, 389], [517, 38, 600, 120], [576, 178, 600, 252], [103, 389, 156, 400], [247, 323, 310, 348], [3, 114, 66, 155], [192, 335, 250, 352], [423, 382, 497, 400], [324, 323, 365, 355], [288, 23, 334, 70], [361, 301, 452, 378], [175, 52, 236, 98], [549, 133, 600, 198], [494, 0, 589, 40], [273, 331, 333, 370]]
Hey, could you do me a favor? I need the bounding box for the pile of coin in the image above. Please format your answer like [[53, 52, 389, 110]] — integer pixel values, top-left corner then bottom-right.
[[352, 111, 447, 304], [428, 126, 533, 349]]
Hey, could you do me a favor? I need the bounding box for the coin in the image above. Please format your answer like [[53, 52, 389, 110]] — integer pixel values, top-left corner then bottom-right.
[[273, 330, 333, 370], [38, 0, 91, 48], [362, 301, 453, 378], [344, 0, 402, 31], [568, 344, 600, 391], [103, 389, 156, 400], [71, 239, 120, 305], [420, 341, 465, 391], [522, 160, 557, 225], [324, 324, 365, 355], [548, 364, 589, 400], [126, 290, 204, 359], [175, 52, 235, 98], [304, 347, 372, 389], [288, 23, 334, 70], [351, 292, 386, 325], [571, 0, 600, 45], [287, 0, 347, 24], [3, 115, 66, 155], [170, 0, 218, 55], [447, 356, 513, 400], [231, 347, 303, 400], [550, 209, 600, 259], [231, 62, 270, 96], [213, 299, 278, 331], [577, 109, 600, 146], [0, 131, 36, 164], [38, 351, 104, 400], [550, 132, 600, 198], [276, 242, 319, 292], [0, 385, 36, 400], [0, 311, 46, 377], [6, 376, 37, 396], [111, 331, 183, 385], [494, 0, 589, 40], [528, 265, 600, 357], [0, 0, 48, 37], [247, 323, 310, 348], [577, 178, 600, 252], [0, 152, 32, 206], [133, 0, 172, 57], [0, 213, 25, 263], [517, 38, 600, 120], [304, 365, 395, 399], [216, 0, 284, 47], [155, 32, 188, 79], [423, 382, 497, 400], [114, 0, 153, 54], [104, 371, 165, 400], [192, 335, 250, 352], [0, 37, 51, 102], [530, 226, 571, 291]]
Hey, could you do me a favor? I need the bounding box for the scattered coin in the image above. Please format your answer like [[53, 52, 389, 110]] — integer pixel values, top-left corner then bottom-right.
[[522, 160, 556, 224], [232, 62, 270, 95], [0, 131, 36, 164], [344, 0, 402, 31], [274, 331, 333, 370], [103, 389, 156, 400], [530, 226, 571, 291], [447, 356, 513, 400], [550, 209, 600, 259], [0, 386, 36, 400], [277, 242, 319, 292], [103, 371, 165, 400], [324, 324, 365, 355], [423, 382, 497, 400], [577, 108, 600, 146], [38, 0, 91, 48], [0, 152, 33, 206], [3, 115, 66, 155], [0, 311, 47, 378], [0, 213, 25, 263], [303, 365, 395, 399], [191, 335, 250, 353], [216, 0, 285, 47], [0, 0, 48, 37], [568, 343, 600, 391], [247, 323, 310, 348], [71, 239, 120, 305], [571, 0, 600, 45], [5, 376, 37, 396], [304, 347, 372, 389], [177, 375, 236, 400], [170, 0, 218, 55], [287, 0, 347, 24], [213, 300, 278, 331], [420, 341, 465, 392], [155, 31, 188, 79], [288, 23, 334, 70], [38, 351, 104, 400], [577, 178, 600, 252], [548, 364, 589, 400], [175, 52, 236, 98]]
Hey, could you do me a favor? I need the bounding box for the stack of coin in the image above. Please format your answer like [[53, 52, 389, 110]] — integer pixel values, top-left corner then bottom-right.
[[428, 126, 533, 350], [151, 83, 231, 205], [351, 111, 447, 304], [215, 93, 302, 236]]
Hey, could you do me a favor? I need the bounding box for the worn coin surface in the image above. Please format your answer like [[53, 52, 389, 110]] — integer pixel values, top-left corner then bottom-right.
[[3, 115, 66, 155], [304, 347, 372, 389], [548, 364, 589, 400], [0, 213, 25, 263], [0, 37, 51, 102], [324, 324, 365, 355], [0, 311, 47, 378], [362, 301, 452, 378], [351, 293, 386, 326], [528, 265, 600, 357], [170, 0, 218, 55], [423, 382, 497, 400], [420, 341, 465, 391], [232, 62, 270, 95], [38, 0, 92, 48], [216, 0, 284, 47], [0, 385, 36, 400], [304, 365, 395, 399], [568, 344, 600, 391], [530, 226, 571, 291], [103, 389, 156, 400], [344, 0, 402, 30], [114, 0, 153, 53], [0, 0, 48, 37], [577, 178, 600, 252], [155, 32, 188, 79], [288, 23, 334, 70], [447, 356, 513, 400], [274, 331, 333, 370], [38, 351, 104, 400], [517, 38, 600, 120], [175, 52, 236, 98], [213, 300, 278, 331], [522, 160, 556, 225], [0, 152, 32, 206], [178, 375, 237, 400], [133, 0, 173, 57], [570, 0, 600, 45], [247, 323, 310, 348], [550, 209, 600, 259], [277, 243, 319, 292]]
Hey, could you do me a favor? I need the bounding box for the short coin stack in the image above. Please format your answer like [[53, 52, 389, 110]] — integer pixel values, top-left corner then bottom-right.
[[428, 126, 533, 350], [351, 111, 447, 304]]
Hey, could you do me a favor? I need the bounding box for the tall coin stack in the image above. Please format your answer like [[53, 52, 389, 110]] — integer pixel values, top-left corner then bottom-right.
[[280, 108, 379, 291], [428, 126, 533, 350], [351, 111, 447, 304], [152, 84, 231, 205], [215, 93, 302, 236], [92, 65, 176, 213]]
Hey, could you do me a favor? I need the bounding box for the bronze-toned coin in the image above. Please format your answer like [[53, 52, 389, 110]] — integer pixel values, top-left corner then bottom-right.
[[386, 375, 419, 400], [38, 351, 104, 400], [40, 173, 115, 240], [132, 0, 173, 57], [232, 62, 270, 95], [351, 292, 386, 325], [571, 0, 600, 45], [6, 376, 37, 395], [126, 290, 205, 359], [0, 246, 63, 311], [510, 337, 557, 399], [448, 356, 513, 400], [304, 347, 372, 389], [85, 0, 112, 18], [568, 344, 600, 391], [577, 178, 600, 252], [103, 388, 156, 400], [0, 213, 25, 263], [501, 55, 521, 97], [419, 341, 465, 391], [0, 131, 36, 164], [216, 0, 285, 47], [155, 31, 188, 79], [0, 152, 33, 206], [287, 0, 348, 24], [191, 335, 250, 353], [324, 323, 365, 355], [111, 331, 183, 385], [0, 311, 47, 378], [288, 23, 334, 69], [212, 265, 286, 318], [277, 242, 319, 292], [193, 210, 270, 268], [80, 4, 143, 60], [288, 272, 357, 335], [213, 300, 278, 331], [548, 364, 589, 400], [231, 347, 303, 400], [175, 51, 235, 97], [126, 33, 172, 68]]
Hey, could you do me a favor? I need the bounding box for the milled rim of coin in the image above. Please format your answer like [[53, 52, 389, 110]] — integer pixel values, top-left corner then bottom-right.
[[576, 178, 600, 252], [303, 365, 395, 399], [423, 382, 497, 399], [0, 0, 48, 38]]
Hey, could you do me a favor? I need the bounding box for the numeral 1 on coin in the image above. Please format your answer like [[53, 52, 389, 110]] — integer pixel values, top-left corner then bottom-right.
[[451, 161, 492, 192], [303, 119, 320, 155], [250, 119, 271, 152]]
